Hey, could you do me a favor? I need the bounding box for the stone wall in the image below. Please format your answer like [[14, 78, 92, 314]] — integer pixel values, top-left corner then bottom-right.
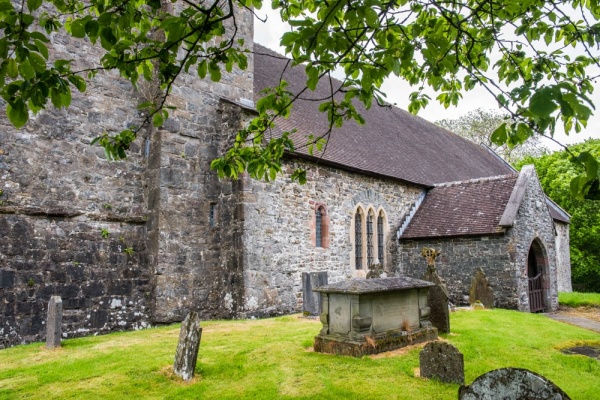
[[0, 33, 152, 346], [399, 168, 559, 312], [400, 235, 516, 308], [0, 5, 254, 346], [240, 159, 423, 317], [151, 5, 254, 322], [554, 222, 572, 292], [507, 169, 558, 311]]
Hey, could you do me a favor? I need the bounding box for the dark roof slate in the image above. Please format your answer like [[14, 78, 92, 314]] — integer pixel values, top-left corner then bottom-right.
[[253, 44, 515, 186], [546, 198, 570, 223], [400, 174, 519, 239]]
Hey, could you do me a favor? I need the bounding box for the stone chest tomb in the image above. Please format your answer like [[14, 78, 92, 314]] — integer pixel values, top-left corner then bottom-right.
[[313, 277, 438, 357]]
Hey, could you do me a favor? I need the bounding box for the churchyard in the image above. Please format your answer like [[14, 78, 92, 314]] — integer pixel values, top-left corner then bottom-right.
[[0, 309, 598, 399]]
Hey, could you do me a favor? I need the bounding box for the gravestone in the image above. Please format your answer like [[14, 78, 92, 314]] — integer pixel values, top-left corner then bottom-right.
[[469, 268, 494, 309], [421, 248, 450, 333], [46, 296, 62, 349], [173, 311, 202, 381], [419, 341, 464, 384], [459, 368, 572, 400], [302, 271, 328, 316]]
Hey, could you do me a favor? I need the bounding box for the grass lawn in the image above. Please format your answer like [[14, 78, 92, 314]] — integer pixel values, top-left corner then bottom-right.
[[559, 291, 600, 308], [0, 309, 599, 400]]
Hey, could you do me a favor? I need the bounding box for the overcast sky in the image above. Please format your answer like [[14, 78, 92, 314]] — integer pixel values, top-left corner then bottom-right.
[[253, 8, 597, 151]]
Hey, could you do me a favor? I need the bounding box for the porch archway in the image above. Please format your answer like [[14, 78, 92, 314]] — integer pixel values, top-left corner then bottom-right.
[[527, 238, 548, 313]]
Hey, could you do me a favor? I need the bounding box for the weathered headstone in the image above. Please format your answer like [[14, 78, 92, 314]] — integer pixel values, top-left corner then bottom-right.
[[469, 267, 494, 309], [302, 271, 328, 316], [173, 311, 202, 381], [46, 296, 62, 349], [419, 341, 464, 384], [421, 248, 450, 333], [459, 368, 572, 399]]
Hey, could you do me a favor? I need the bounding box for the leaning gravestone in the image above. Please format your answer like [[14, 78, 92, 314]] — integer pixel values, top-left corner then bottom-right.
[[302, 271, 328, 316], [421, 248, 450, 333], [46, 296, 62, 349], [173, 311, 202, 381], [459, 368, 572, 400], [469, 268, 494, 309], [419, 341, 464, 384]]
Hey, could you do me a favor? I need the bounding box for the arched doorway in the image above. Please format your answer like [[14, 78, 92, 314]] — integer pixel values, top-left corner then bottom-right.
[[527, 239, 548, 313]]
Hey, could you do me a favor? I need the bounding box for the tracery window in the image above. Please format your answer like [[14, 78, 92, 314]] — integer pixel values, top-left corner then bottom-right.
[[354, 209, 363, 269], [377, 211, 384, 263], [353, 206, 387, 271], [366, 211, 374, 266]]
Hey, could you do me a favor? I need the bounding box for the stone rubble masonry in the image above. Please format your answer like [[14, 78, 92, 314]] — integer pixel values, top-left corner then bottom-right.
[[240, 160, 423, 317], [400, 168, 559, 312], [554, 222, 572, 292], [150, 8, 254, 324], [0, 5, 254, 346]]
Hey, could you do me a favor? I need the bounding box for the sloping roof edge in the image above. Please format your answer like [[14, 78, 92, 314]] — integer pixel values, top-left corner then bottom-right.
[[499, 165, 535, 226], [546, 197, 571, 224], [400, 231, 506, 241], [283, 152, 431, 189]]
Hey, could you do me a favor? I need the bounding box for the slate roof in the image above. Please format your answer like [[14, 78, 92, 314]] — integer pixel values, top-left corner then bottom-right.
[[253, 44, 514, 187], [400, 174, 519, 239], [546, 198, 570, 223]]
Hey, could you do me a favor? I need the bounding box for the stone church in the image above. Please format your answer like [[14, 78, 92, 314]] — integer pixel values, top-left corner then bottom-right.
[[0, 10, 571, 347]]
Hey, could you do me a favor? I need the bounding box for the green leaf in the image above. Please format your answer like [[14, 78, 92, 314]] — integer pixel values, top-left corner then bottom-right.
[[100, 28, 117, 50], [7, 101, 28, 128], [29, 52, 46, 74], [70, 19, 86, 38], [197, 60, 207, 79], [18, 59, 35, 80], [306, 66, 319, 90], [50, 87, 71, 108], [26, 0, 42, 11], [529, 87, 558, 118], [490, 123, 508, 145], [68, 75, 86, 92], [208, 63, 221, 82], [6, 58, 18, 78], [152, 112, 164, 127], [34, 39, 49, 59]]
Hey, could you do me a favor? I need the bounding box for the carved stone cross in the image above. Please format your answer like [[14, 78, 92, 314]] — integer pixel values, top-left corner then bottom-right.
[[421, 247, 441, 271]]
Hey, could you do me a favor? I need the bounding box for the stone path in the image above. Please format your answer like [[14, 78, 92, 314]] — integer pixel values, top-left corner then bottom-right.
[[545, 313, 600, 334]]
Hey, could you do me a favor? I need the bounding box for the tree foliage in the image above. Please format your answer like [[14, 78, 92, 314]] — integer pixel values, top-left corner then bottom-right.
[[515, 139, 600, 292], [0, 0, 599, 197], [436, 108, 547, 164]]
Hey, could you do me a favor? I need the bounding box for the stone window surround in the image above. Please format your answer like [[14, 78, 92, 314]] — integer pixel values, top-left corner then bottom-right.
[[310, 202, 330, 249], [350, 203, 388, 277]]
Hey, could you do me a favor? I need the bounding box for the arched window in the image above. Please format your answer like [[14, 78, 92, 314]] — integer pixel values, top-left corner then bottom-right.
[[315, 206, 324, 247], [312, 202, 329, 248], [367, 211, 374, 266], [354, 209, 363, 269], [377, 211, 384, 263]]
